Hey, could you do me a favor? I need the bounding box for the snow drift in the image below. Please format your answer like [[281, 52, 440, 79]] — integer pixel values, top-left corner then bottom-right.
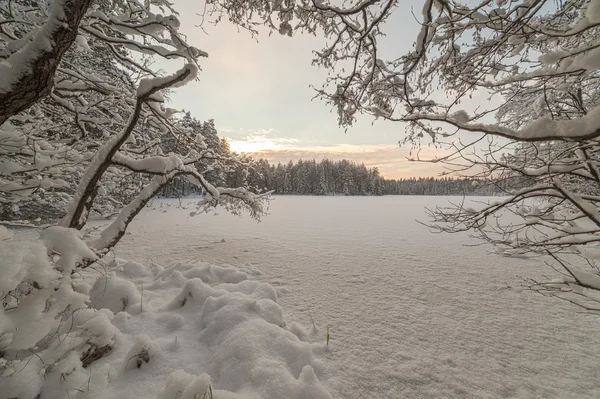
[[0, 230, 331, 399]]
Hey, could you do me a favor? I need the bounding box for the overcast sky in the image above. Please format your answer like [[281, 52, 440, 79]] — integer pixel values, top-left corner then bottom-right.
[[168, 0, 447, 179]]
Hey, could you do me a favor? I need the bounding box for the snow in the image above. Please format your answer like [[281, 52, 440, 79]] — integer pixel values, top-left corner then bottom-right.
[[69, 258, 330, 399], [121, 260, 154, 278], [60, 59, 197, 230], [0, 0, 68, 93], [113, 153, 184, 174], [0, 237, 57, 293], [589, 0, 600, 24], [136, 63, 198, 97], [89, 172, 176, 250], [567, 266, 600, 290], [41, 226, 97, 271], [90, 272, 142, 314], [109, 196, 600, 399], [519, 104, 600, 140], [74, 35, 91, 52], [408, 103, 600, 141], [0, 225, 13, 240], [1, 226, 332, 399], [4, 196, 600, 398]]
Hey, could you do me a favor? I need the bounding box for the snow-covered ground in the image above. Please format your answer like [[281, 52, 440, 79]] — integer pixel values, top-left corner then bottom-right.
[[1, 223, 331, 399], [107, 195, 600, 399]]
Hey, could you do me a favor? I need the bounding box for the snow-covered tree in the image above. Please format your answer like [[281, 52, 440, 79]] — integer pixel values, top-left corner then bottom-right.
[[1, 0, 268, 245], [198, 0, 600, 308], [0, 1, 269, 394], [262, 0, 600, 310]]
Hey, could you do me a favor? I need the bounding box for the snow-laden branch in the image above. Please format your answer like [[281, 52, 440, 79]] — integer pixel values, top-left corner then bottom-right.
[[81, 25, 207, 61], [60, 64, 196, 229], [112, 152, 184, 174], [88, 171, 177, 251], [0, 0, 94, 125], [403, 104, 600, 142], [311, 0, 380, 15], [565, 265, 600, 291], [89, 165, 268, 251]]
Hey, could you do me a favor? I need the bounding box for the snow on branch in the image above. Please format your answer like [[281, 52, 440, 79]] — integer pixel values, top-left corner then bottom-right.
[[112, 153, 184, 174], [137, 64, 198, 97], [90, 167, 268, 251], [60, 64, 196, 229], [0, 0, 94, 125], [403, 104, 600, 142]]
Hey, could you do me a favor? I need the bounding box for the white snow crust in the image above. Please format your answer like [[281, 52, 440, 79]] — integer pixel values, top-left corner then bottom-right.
[[4, 196, 600, 398], [79, 259, 331, 399], [111, 196, 600, 399]]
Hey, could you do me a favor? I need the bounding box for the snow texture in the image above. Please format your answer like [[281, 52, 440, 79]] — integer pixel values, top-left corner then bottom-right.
[[0, 225, 13, 240], [0, 227, 332, 399], [41, 226, 97, 271], [4, 197, 600, 398], [0, 228, 90, 353], [72, 259, 331, 399], [0, 0, 67, 93], [111, 196, 600, 399], [136, 63, 198, 97], [90, 272, 142, 314], [0, 236, 56, 293]]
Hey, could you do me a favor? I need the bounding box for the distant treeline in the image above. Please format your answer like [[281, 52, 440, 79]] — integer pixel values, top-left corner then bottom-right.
[[161, 157, 500, 197], [240, 158, 497, 196]]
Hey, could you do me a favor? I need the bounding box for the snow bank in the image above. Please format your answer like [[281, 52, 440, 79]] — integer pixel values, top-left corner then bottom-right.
[[1, 222, 330, 399], [0, 237, 57, 293], [0, 232, 330, 399], [67, 259, 331, 399], [90, 272, 142, 314]]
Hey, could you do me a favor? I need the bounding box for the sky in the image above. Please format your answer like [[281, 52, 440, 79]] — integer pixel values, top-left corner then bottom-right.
[[167, 0, 448, 179]]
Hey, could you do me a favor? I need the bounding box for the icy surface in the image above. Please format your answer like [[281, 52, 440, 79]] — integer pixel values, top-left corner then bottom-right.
[[111, 196, 600, 399]]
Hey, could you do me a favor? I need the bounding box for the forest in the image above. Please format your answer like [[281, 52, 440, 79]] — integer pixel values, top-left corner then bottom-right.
[[162, 155, 498, 197], [0, 104, 505, 223]]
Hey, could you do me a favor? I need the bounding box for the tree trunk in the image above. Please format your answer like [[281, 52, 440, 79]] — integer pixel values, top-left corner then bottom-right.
[[0, 0, 94, 126]]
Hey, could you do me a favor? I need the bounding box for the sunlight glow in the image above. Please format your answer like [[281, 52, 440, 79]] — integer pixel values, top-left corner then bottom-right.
[[227, 135, 296, 154]]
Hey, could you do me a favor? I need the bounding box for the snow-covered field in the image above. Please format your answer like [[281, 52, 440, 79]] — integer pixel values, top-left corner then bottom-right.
[[106, 195, 600, 399]]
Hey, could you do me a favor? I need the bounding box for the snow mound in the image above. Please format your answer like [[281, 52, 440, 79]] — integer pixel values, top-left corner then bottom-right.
[[0, 237, 58, 293], [124, 333, 159, 371], [157, 370, 213, 399], [120, 260, 154, 278], [1, 227, 330, 399], [90, 272, 142, 314], [79, 260, 332, 399], [41, 226, 97, 271], [156, 262, 248, 285]]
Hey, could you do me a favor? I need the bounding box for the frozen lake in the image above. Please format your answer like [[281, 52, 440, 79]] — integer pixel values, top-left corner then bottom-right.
[[113, 196, 600, 399]]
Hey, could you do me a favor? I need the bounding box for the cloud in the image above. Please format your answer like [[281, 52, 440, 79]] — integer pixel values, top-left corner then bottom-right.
[[226, 134, 449, 178], [228, 133, 300, 153]]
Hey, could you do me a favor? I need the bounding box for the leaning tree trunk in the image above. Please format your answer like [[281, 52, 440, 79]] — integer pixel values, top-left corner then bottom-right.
[[0, 0, 94, 126]]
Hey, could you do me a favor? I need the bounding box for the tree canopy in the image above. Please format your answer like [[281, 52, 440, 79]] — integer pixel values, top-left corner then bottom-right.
[[199, 0, 600, 308]]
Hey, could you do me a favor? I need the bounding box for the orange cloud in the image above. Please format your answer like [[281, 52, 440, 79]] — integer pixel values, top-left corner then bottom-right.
[[228, 139, 449, 178]]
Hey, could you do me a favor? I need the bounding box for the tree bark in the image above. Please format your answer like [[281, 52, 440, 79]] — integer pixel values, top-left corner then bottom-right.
[[0, 0, 94, 126]]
